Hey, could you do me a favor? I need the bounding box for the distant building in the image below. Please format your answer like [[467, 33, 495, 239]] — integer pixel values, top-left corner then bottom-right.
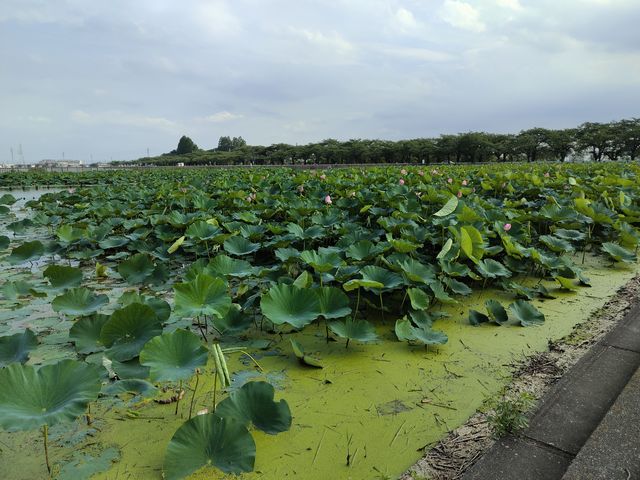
[[38, 159, 83, 168]]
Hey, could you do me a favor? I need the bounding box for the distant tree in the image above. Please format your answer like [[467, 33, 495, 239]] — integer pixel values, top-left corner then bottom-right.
[[576, 122, 612, 161], [176, 135, 198, 154], [217, 136, 233, 152], [231, 136, 247, 150], [546, 129, 575, 162], [516, 128, 550, 162]]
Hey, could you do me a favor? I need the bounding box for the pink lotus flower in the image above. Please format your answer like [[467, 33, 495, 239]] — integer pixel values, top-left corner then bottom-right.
[[350, 191, 356, 197], [447, 178, 453, 184], [67, 188, 76, 194], [399, 178, 405, 185], [320, 174, 327, 180], [324, 195, 332, 205], [432, 169, 439, 175], [418, 170, 424, 176], [247, 195, 253, 202], [544, 172, 550, 178], [297, 185, 304, 193], [401, 169, 408, 175], [503, 223, 512, 232], [462, 179, 468, 186], [457, 190, 463, 198]]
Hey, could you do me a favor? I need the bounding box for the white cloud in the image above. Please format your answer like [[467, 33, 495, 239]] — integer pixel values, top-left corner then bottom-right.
[[393, 7, 418, 32], [200, 111, 243, 123], [440, 0, 486, 32], [496, 0, 524, 11], [71, 110, 178, 130], [288, 28, 355, 55], [380, 46, 453, 62]]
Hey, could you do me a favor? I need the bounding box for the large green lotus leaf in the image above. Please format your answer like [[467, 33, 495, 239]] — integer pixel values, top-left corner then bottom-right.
[[398, 259, 436, 284], [0, 205, 9, 215], [260, 284, 321, 328], [360, 265, 403, 292], [0, 329, 38, 367], [43, 265, 83, 289], [0, 193, 17, 205], [186, 220, 221, 240], [407, 288, 430, 310], [184, 258, 219, 281], [223, 236, 260, 256], [117, 253, 156, 284], [433, 196, 458, 217], [102, 379, 158, 397], [553, 229, 586, 241], [485, 299, 509, 325], [316, 287, 352, 319], [554, 276, 579, 291], [300, 250, 343, 272], [69, 314, 109, 354], [342, 279, 384, 292], [0, 360, 102, 431], [329, 317, 378, 346], [345, 240, 384, 261], [216, 381, 292, 435], [139, 329, 208, 383], [1, 280, 42, 300], [394, 318, 448, 345], [459, 225, 484, 263], [540, 235, 574, 253], [56, 224, 86, 243], [469, 309, 490, 326], [293, 271, 313, 288], [209, 254, 254, 278], [7, 240, 44, 265], [212, 304, 252, 335], [389, 237, 421, 254], [476, 259, 511, 279], [173, 274, 231, 319], [510, 300, 545, 326], [52, 287, 109, 317], [118, 292, 172, 322], [602, 242, 637, 263], [0, 235, 9, 250], [98, 236, 130, 249], [100, 303, 162, 361], [442, 276, 472, 296], [163, 414, 255, 479]]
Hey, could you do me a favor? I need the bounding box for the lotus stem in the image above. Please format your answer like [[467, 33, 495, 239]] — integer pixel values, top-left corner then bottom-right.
[[188, 369, 200, 420], [212, 371, 218, 412], [354, 288, 361, 321], [400, 290, 408, 310], [175, 380, 183, 416], [379, 293, 385, 323], [345, 338, 350, 349], [86, 404, 92, 426], [43, 425, 51, 475]]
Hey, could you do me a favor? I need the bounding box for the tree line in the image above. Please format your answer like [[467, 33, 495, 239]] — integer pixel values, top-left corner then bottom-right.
[[137, 118, 640, 166]]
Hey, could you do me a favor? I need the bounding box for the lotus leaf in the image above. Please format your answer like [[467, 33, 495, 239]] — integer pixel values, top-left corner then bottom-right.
[[329, 317, 378, 347], [100, 303, 162, 361], [163, 414, 255, 479], [260, 284, 321, 328], [174, 274, 231, 319], [360, 265, 403, 292], [485, 299, 509, 325], [0, 360, 101, 431], [602, 242, 637, 263], [43, 264, 83, 289], [510, 300, 545, 327], [0, 329, 38, 367], [52, 287, 109, 316], [7, 240, 44, 265], [140, 329, 208, 382], [290, 339, 322, 368], [223, 236, 260, 256], [69, 314, 109, 354], [216, 381, 292, 434], [316, 286, 352, 319]]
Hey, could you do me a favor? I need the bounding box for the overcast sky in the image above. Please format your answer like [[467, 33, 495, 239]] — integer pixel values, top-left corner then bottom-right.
[[1, 0, 639, 162]]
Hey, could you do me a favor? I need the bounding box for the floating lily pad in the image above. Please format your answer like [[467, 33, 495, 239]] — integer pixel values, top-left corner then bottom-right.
[[43, 265, 83, 289], [0, 360, 102, 431], [7, 240, 44, 265], [0, 329, 38, 367]]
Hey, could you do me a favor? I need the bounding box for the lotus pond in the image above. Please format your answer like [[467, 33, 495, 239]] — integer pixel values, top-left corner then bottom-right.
[[0, 163, 639, 479]]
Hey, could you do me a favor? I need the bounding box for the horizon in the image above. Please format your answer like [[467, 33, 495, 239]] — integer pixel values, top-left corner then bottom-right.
[[2, 1, 639, 163]]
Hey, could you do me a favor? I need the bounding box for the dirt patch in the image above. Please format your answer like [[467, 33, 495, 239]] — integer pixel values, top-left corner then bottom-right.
[[401, 274, 640, 480]]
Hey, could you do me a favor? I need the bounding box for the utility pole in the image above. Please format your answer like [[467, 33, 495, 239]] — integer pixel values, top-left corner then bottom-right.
[[147, 147, 150, 158], [10, 147, 13, 163]]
